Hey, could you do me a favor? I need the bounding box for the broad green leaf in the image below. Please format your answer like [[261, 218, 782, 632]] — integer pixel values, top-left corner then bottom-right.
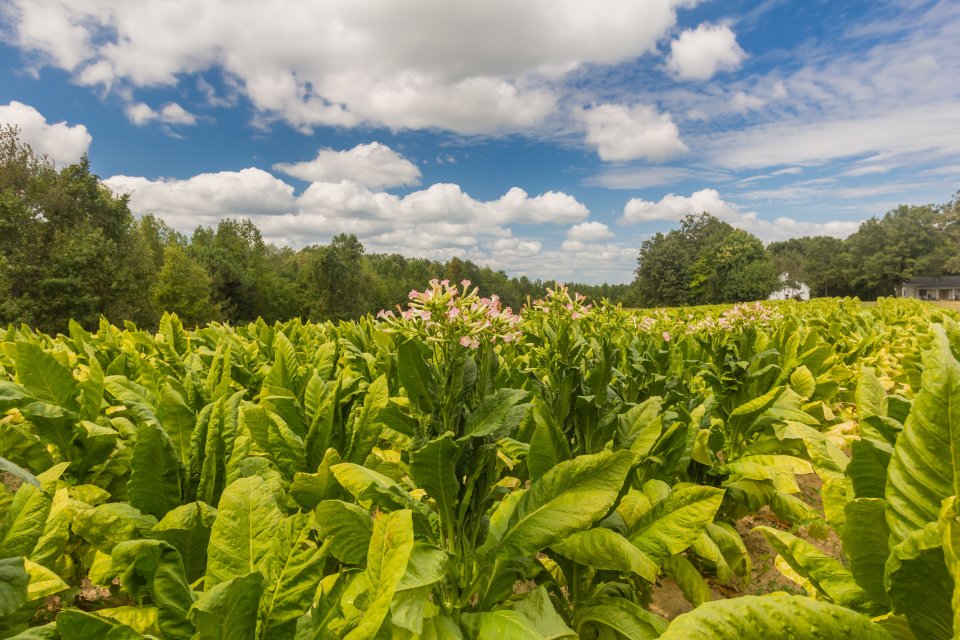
[[110, 539, 197, 640], [128, 424, 183, 519], [344, 509, 414, 640], [0, 557, 28, 617], [789, 366, 816, 400], [150, 501, 218, 584], [72, 503, 158, 553], [242, 404, 306, 479], [664, 554, 712, 606], [483, 451, 636, 559], [290, 449, 341, 510], [0, 484, 51, 559], [858, 366, 887, 421], [689, 522, 750, 583], [0, 380, 33, 412], [15, 342, 78, 412], [346, 374, 389, 462], [848, 439, 892, 500], [615, 397, 663, 454], [939, 496, 960, 640], [756, 525, 876, 611], [575, 597, 667, 639], [885, 520, 953, 640], [78, 356, 104, 422], [886, 326, 960, 543], [527, 400, 571, 482], [189, 571, 263, 640], [205, 476, 282, 588], [391, 543, 446, 634], [314, 500, 374, 565], [157, 384, 197, 466], [409, 433, 460, 533], [462, 587, 576, 639], [261, 513, 332, 639], [843, 498, 891, 606], [550, 528, 657, 581], [23, 559, 68, 600], [628, 485, 724, 565], [419, 615, 465, 639], [730, 386, 782, 419], [659, 594, 890, 639], [462, 388, 529, 439], [6, 622, 60, 640], [330, 463, 435, 534], [104, 376, 161, 427], [97, 605, 161, 636], [397, 340, 434, 415], [56, 610, 147, 640]]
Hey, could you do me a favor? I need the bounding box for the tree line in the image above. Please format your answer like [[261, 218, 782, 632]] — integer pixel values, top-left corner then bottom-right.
[[632, 196, 959, 306], [2, 125, 958, 330], [0, 127, 629, 332]]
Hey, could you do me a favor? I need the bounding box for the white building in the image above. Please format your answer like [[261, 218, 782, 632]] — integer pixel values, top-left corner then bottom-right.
[[769, 272, 811, 301], [898, 276, 960, 301]]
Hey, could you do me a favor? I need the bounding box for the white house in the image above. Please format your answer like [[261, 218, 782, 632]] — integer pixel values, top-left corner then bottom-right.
[[898, 276, 960, 301], [769, 272, 811, 301]]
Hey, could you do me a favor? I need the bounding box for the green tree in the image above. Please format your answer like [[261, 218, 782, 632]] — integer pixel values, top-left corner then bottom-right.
[[153, 244, 220, 326], [0, 126, 154, 330], [767, 236, 854, 298], [633, 213, 778, 306], [846, 204, 955, 298]]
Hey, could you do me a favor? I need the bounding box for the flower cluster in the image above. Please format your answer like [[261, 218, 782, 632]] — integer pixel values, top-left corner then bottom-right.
[[526, 284, 593, 321], [685, 301, 783, 333], [377, 279, 521, 348], [630, 309, 677, 342]]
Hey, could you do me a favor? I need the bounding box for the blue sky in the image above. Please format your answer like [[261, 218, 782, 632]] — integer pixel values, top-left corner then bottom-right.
[[1, 0, 959, 283]]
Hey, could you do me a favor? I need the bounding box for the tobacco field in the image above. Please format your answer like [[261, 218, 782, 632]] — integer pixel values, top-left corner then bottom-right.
[[2, 282, 959, 639]]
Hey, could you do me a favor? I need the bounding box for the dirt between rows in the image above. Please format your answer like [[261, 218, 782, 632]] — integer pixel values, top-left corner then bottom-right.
[[650, 473, 843, 620]]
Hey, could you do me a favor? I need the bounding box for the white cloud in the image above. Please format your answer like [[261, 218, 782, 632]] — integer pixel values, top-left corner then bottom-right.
[[0, 101, 92, 165], [104, 168, 297, 227], [274, 143, 421, 189], [838, 165, 890, 177], [580, 103, 687, 162], [566, 221, 614, 242], [707, 102, 960, 169], [622, 188, 859, 241], [666, 23, 745, 81], [7, 0, 696, 134], [106, 165, 589, 262], [729, 91, 766, 113], [622, 188, 739, 223], [125, 101, 197, 126]]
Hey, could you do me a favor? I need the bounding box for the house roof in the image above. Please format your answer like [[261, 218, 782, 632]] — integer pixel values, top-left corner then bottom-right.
[[902, 275, 960, 287]]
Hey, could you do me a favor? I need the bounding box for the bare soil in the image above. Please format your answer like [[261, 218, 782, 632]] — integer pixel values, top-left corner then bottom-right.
[[650, 473, 845, 620]]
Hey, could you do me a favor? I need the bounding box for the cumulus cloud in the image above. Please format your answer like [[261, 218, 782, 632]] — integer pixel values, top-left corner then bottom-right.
[[125, 102, 198, 126], [666, 23, 745, 81], [106, 163, 589, 259], [622, 188, 859, 241], [103, 168, 297, 228], [274, 142, 420, 189], [7, 0, 696, 134], [0, 101, 91, 165], [566, 221, 615, 242], [580, 103, 687, 162], [622, 188, 736, 223]]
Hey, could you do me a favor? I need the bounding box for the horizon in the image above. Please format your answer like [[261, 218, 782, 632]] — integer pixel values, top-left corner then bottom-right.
[[2, 0, 959, 284]]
